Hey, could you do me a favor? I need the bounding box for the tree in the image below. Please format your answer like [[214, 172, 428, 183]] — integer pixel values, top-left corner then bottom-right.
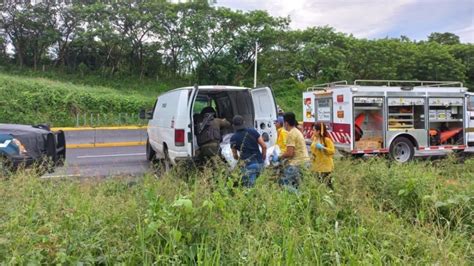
[[2, 3, 31, 67], [428, 32, 460, 45], [449, 44, 474, 88], [54, 4, 82, 68], [1, 2, 58, 69], [151, 1, 193, 78]]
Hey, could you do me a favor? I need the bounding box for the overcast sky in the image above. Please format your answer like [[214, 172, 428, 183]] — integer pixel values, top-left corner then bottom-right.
[[216, 0, 474, 43]]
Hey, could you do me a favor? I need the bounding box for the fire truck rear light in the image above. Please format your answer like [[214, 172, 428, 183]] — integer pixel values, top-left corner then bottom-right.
[[175, 129, 185, 146]]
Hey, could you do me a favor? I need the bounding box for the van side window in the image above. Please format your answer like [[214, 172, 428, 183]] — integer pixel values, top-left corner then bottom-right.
[[193, 97, 216, 114], [468, 96, 474, 111], [152, 99, 158, 113], [151, 98, 159, 117]]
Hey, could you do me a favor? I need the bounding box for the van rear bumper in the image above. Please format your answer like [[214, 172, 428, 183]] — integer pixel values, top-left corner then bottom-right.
[[168, 150, 192, 165]]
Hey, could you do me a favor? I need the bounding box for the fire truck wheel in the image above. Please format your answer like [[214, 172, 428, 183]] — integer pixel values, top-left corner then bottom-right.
[[389, 137, 414, 163]]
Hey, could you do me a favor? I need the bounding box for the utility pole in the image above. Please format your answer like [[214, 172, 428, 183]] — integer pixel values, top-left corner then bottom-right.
[[254, 41, 258, 88]]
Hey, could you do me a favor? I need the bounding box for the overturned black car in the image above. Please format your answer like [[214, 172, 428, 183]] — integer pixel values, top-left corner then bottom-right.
[[0, 124, 66, 175]]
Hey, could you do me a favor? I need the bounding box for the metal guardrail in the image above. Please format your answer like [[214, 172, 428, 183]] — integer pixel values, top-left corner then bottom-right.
[[70, 113, 147, 127], [55, 126, 147, 149]]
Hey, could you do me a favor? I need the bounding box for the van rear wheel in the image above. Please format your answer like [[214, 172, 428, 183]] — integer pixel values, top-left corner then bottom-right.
[[389, 137, 414, 163], [146, 139, 156, 161]]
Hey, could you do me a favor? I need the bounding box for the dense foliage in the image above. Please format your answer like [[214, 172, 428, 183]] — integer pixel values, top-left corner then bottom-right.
[[0, 157, 472, 264], [0, 73, 154, 126], [1, 1, 473, 89]]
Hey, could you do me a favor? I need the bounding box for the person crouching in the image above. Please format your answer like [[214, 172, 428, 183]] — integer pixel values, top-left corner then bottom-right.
[[230, 115, 266, 187]]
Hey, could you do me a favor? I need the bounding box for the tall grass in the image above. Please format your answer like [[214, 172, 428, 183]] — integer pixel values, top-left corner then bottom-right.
[[0, 157, 472, 264]]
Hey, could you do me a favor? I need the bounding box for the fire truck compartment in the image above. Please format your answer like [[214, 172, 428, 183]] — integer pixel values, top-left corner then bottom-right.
[[353, 97, 384, 150], [428, 98, 464, 146]]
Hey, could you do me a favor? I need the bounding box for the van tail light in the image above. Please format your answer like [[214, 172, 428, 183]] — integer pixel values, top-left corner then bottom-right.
[[175, 129, 185, 146]]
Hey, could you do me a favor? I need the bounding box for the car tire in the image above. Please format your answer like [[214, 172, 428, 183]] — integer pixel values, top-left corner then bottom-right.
[[389, 137, 415, 163], [146, 139, 156, 161]]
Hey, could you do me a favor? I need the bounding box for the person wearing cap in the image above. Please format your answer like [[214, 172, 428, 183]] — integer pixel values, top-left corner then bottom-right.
[[277, 105, 284, 116], [310, 122, 335, 190], [274, 116, 288, 154], [278, 112, 310, 189], [230, 115, 267, 187]]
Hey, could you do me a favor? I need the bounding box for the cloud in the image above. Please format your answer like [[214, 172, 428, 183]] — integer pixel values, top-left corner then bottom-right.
[[216, 0, 474, 43], [454, 24, 474, 43], [218, 0, 417, 37]]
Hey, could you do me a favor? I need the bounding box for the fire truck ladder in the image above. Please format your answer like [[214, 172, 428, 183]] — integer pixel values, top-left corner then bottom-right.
[[353, 80, 463, 87]]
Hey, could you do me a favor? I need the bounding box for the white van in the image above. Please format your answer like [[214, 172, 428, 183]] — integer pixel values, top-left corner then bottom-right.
[[144, 85, 278, 170]]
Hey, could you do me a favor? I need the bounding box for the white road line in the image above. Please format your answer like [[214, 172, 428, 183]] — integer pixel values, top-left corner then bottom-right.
[[41, 174, 81, 179], [76, 153, 146, 159]]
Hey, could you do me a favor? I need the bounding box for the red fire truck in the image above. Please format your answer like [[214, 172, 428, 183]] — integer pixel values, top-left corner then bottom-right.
[[302, 80, 472, 162]]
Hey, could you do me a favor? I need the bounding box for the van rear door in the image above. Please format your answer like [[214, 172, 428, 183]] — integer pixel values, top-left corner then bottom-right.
[[251, 87, 277, 146], [467, 93, 474, 146], [189, 85, 200, 156]]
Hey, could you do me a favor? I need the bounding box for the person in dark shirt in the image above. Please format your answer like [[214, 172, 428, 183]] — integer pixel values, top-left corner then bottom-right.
[[230, 115, 266, 187], [196, 106, 231, 164]]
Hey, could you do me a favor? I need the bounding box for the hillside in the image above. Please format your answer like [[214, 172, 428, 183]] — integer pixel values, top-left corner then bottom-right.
[[0, 71, 305, 126], [0, 72, 164, 126]]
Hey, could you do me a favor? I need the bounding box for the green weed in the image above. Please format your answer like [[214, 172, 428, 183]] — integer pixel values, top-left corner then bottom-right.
[[0, 158, 472, 264]]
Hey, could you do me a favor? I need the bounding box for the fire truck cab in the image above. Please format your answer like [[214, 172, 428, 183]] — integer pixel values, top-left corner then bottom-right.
[[302, 80, 469, 162]]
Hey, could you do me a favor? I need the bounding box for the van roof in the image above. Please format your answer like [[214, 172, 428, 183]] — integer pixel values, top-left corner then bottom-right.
[[168, 85, 251, 93]]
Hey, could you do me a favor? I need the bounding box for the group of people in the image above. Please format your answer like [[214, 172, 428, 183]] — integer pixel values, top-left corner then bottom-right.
[[195, 107, 335, 189]]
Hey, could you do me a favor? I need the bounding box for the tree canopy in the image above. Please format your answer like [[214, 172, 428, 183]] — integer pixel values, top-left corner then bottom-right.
[[1, 1, 473, 89]]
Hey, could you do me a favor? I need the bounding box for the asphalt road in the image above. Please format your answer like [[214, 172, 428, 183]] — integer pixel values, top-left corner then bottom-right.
[[42, 145, 150, 178], [42, 143, 474, 179]]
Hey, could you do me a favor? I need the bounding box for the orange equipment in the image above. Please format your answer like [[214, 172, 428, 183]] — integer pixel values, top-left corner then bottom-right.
[[439, 128, 463, 144], [355, 113, 365, 127]]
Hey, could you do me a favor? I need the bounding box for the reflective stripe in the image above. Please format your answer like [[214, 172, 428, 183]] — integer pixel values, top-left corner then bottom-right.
[[421, 145, 465, 151], [0, 139, 11, 148], [351, 149, 389, 154]]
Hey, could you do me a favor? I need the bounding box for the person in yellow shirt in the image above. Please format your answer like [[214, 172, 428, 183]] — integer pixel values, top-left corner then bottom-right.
[[310, 122, 335, 189], [274, 116, 287, 154], [279, 112, 310, 189]]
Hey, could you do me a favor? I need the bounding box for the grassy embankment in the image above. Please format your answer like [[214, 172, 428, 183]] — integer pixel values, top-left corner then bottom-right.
[[0, 70, 307, 126], [0, 71, 158, 127], [0, 157, 472, 264]]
